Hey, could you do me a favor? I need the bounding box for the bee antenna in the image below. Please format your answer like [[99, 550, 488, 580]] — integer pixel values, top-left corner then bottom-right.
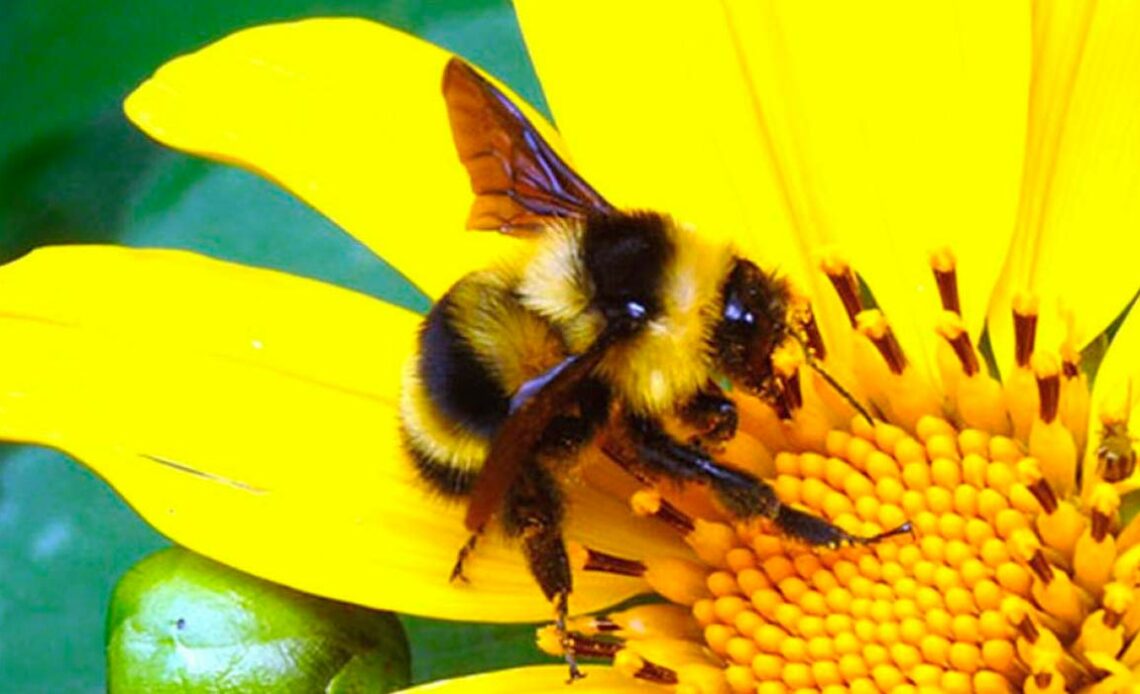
[[804, 359, 874, 426], [789, 331, 874, 426]]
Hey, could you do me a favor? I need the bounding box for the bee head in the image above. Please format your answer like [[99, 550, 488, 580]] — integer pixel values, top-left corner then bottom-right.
[[713, 259, 793, 397]]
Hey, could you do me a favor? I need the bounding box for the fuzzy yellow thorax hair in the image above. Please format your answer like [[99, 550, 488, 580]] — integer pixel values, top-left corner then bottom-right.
[[518, 218, 736, 416]]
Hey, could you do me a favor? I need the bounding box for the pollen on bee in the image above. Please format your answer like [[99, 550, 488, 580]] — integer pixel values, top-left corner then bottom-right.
[[536, 625, 624, 660], [791, 295, 827, 360], [629, 489, 695, 534]]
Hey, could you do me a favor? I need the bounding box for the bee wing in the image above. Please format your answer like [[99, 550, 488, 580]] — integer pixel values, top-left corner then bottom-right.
[[442, 58, 615, 233], [464, 332, 614, 533]]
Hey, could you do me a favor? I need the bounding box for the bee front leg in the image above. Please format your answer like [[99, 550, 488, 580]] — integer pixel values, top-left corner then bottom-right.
[[678, 385, 738, 450], [773, 504, 914, 548], [622, 413, 781, 518], [620, 414, 910, 548]]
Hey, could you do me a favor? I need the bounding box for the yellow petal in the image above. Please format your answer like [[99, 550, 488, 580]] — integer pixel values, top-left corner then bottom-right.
[[0, 246, 682, 622], [724, 0, 1028, 389], [399, 665, 658, 693], [124, 18, 535, 300], [513, 0, 853, 370], [515, 1, 1029, 391], [989, 0, 1140, 369]]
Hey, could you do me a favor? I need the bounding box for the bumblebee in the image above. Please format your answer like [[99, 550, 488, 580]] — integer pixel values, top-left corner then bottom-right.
[[399, 59, 910, 677]]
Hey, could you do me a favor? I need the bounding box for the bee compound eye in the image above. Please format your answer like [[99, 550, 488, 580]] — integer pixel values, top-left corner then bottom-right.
[[604, 300, 648, 323]]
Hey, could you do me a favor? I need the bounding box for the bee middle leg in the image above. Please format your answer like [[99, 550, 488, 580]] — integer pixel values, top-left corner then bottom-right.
[[536, 379, 611, 456], [620, 414, 909, 548], [448, 532, 481, 583], [621, 413, 780, 517]]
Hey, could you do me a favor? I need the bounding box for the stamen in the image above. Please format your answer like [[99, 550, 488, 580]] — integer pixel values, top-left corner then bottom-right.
[[536, 626, 622, 659], [643, 557, 712, 606], [1104, 608, 1123, 630], [1027, 353, 1078, 499], [1102, 584, 1133, 629], [1059, 341, 1091, 461], [629, 489, 695, 534], [1014, 611, 1040, 644], [613, 649, 678, 685], [936, 312, 979, 376], [1026, 478, 1059, 515], [1029, 551, 1054, 584], [1010, 529, 1050, 583], [1072, 486, 1120, 597], [1017, 459, 1085, 556], [820, 252, 863, 326], [567, 616, 622, 635], [1012, 292, 1039, 368], [569, 542, 646, 577], [929, 247, 961, 315], [856, 310, 907, 374], [1091, 510, 1112, 544], [601, 605, 702, 640], [779, 373, 803, 413], [1032, 353, 1061, 424], [686, 520, 738, 569]]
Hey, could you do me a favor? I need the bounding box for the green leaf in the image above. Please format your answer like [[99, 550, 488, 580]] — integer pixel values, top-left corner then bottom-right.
[[401, 617, 546, 683], [107, 547, 410, 693], [0, 445, 167, 691], [122, 154, 431, 313]]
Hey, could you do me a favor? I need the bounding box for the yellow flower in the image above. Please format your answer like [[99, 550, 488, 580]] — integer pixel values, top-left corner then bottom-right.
[[0, 1, 1138, 692]]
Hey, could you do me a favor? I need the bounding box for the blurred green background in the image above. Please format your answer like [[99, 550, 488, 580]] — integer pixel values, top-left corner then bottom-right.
[[0, 1, 552, 690]]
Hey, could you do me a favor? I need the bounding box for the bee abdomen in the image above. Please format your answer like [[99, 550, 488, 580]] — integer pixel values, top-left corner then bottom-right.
[[402, 287, 510, 497], [417, 291, 511, 438], [401, 426, 479, 497]]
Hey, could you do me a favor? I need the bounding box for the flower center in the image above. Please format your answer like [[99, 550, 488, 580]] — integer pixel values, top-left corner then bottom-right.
[[540, 249, 1137, 693]]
